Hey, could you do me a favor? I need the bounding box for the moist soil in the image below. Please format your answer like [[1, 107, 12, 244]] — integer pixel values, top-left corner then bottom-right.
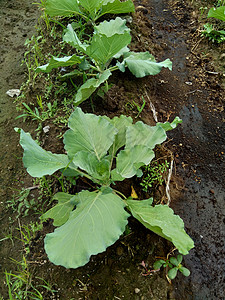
[[0, 0, 225, 299]]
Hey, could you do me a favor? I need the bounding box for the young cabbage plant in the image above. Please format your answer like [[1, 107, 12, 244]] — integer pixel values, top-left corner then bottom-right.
[[44, 0, 135, 24], [36, 18, 172, 106], [16, 108, 194, 269]]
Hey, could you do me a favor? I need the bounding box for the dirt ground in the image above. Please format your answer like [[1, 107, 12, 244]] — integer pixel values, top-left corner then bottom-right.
[[0, 0, 225, 299]]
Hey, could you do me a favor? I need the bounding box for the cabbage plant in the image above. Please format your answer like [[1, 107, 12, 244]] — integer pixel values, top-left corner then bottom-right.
[[16, 108, 194, 269], [37, 18, 172, 106], [44, 0, 135, 23]]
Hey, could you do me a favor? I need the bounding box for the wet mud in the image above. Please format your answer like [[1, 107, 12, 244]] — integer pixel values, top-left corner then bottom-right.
[[142, 0, 225, 298], [0, 0, 39, 199]]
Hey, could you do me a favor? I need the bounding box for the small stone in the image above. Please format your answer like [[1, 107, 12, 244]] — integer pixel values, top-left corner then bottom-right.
[[134, 288, 140, 294], [6, 89, 20, 97], [43, 125, 50, 133], [136, 6, 148, 14]]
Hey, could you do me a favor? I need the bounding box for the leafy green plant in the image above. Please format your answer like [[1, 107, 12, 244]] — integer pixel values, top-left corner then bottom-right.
[[44, 0, 135, 24], [202, 6, 225, 43], [36, 18, 172, 106], [154, 254, 190, 280], [16, 108, 194, 269], [140, 160, 169, 192], [6, 188, 34, 217], [202, 23, 225, 43]]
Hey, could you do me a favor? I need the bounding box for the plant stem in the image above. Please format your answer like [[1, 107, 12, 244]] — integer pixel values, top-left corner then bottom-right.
[[113, 189, 127, 199], [89, 65, 99, 72], [76, 169, 99, 184], [109, 65, 119, 72]]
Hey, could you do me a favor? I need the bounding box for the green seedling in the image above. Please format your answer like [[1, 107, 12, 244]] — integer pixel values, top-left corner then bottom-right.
[[141, 160, 169, 192], [202, 23, 225, 43], [16, 102, 44, 122], [7, 188, 33, 217], [125, 97, 146, 118], [154, 254, 191, 280], [16, 108, 194, 269], [16, 100, 58, 123], [37, 18, 172, 106], [0, 229, 13, 245], [17, 221, 43, 254]]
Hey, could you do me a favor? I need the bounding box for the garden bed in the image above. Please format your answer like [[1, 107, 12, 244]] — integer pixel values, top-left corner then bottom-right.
[[0, 0, 224, 299]]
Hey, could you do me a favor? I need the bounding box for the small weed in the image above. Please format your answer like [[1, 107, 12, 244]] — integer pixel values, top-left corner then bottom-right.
[[16, 99, 58, 122], [0, 228, 14, 245], [153, 254, 190, 281], [5, 256, 57, 299], [141, 253, 190, 282], [140, 160, 169, 192], [125, 96, 146, 118], [17, 220, 43, 254], [202, 23, 225, 43], [7, 188, 34, 217]]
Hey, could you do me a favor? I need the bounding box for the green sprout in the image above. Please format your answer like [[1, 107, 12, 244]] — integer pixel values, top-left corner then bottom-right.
[[154, 254, 191, 280]]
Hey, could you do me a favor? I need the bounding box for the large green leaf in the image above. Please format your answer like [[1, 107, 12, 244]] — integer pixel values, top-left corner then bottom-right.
[[79, 0, 102, 19], [111, 145, 155, 180], [45, 0, 80, 17], [44, 189, 129, 268], [73, 151, 111, 182], [156, 117, 182, 132], [63, 107, 117, 160], [16, 129, 68, 177], [126, 199, 194, 255], [208, 6, 225, 22], [63, 24, 87, 52], [74, 70, 112, 105], [41, 192, 79, 226], [36, 55, 82, 73], [125, 121, 167, 150], [120, 52, 172, 78], [100, 0, 135, 17], [86, 18, 131, 65]]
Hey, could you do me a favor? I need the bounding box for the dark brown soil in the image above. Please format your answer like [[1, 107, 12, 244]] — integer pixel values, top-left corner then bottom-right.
[[0, 0, 225, 299]]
